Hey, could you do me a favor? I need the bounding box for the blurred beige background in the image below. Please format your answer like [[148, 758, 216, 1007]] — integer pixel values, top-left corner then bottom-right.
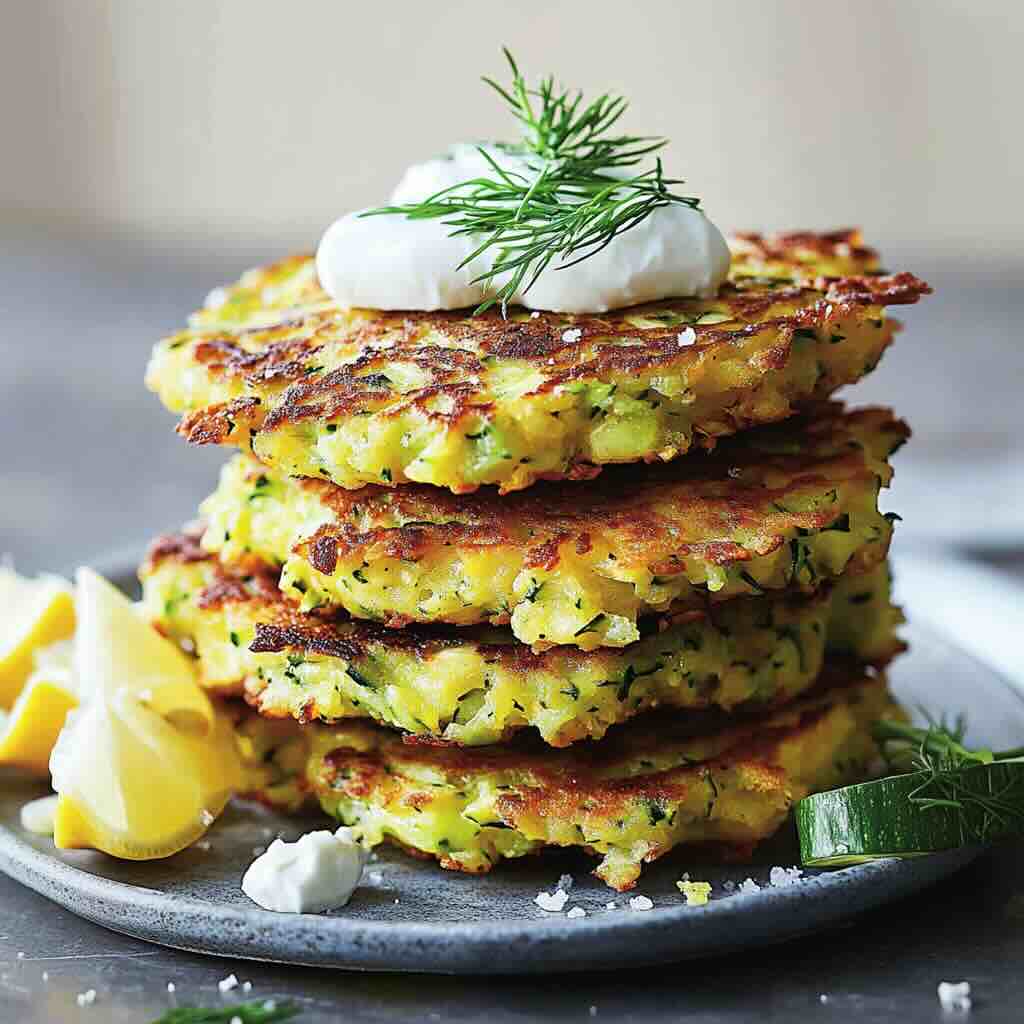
[[1, 0, 1022, 572], [3, 0, 1022, 265]]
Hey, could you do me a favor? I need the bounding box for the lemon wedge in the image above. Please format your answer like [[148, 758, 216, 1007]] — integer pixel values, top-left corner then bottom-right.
[[74, 568, 213, 729], [0, 640, 78, 776], [0, 568, 75, 709], [52, 695, 241, 859], [49, 568, 241, 859]]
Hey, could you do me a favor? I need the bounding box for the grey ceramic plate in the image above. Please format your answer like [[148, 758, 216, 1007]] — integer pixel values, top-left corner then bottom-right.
[[0, 556, 1019, 974]]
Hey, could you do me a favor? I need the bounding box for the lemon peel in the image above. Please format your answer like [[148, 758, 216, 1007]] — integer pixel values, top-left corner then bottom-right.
[[0, 568, 75, 709], [0, 652, 78, 775], [47, 568, 241, 859]]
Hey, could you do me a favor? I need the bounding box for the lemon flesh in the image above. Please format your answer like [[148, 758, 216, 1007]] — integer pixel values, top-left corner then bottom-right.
[[0, 652, 78, 775], [75, 568, 212, 729], [48, 568, 240, 859], [52, 697, 240, 859], [0, 568, 75, 709]]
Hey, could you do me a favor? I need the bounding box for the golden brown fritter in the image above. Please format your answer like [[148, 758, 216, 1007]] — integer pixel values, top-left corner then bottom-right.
[[146, 230, 928, 494], [235, 664, 900, 889], [199, 403, 907, 649], [141, 533, 902, 747]]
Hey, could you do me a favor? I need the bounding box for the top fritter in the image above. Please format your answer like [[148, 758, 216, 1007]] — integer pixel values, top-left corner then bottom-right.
[[146, 230, 929, 495]]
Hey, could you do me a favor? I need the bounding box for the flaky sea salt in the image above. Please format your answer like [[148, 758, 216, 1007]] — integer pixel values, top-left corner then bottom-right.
[[677, 327, 697, 346], [218, 973, 238, 993], [566, 906, 587, 919], [769, 866, 804, 888], [628, 895, 654, 911], [738, 878, 760, 894], [937, 981, 972, 1011], [535, 889, 570, 912], [562, 328, 583, 344]]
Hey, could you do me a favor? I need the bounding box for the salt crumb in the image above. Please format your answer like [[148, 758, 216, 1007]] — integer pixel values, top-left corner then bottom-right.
[[218, 973, 238, 993], [566, 906, 587, 919], [557, 873, 574, 892], [769, 866, 803, 888], [200, 809, 215, 827], [677, 327, 697, 346], [535, 889, 571, 912], [196, 840, 211, 852], [394, 898, 400, 905], [629, 895, 654, 912], [937, 981, 972, 1011], [738, 878, 760, 894], [530, 311, 541, 319], [819, 994, 828, 1004], [242, 980, 252, 993], [166, 982, 176, 993], [76, 989, 97, 1007], [562, 328, 583, 344], [677, 880, 712, 907], [605, 901, 617, 910], [205, 286, 229, 310]]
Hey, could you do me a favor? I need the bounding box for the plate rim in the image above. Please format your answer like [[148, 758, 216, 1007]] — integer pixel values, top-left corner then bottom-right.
[[0, 548, 1017, 973], [0, 820, 983, 972]]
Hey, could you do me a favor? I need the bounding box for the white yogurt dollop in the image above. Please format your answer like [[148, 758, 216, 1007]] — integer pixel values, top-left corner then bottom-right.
[[241, 828, 366, 914], [316, 144, 730, 314]]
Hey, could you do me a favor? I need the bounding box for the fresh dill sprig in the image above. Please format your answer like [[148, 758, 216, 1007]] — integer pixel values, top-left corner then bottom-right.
[[150, 1001, 301, 1024], [874, 716, 1024, 845], [362, 48, 701, 314]]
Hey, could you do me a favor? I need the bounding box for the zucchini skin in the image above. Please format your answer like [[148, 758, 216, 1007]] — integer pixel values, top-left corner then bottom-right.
[[797, 760, 1024, 866]]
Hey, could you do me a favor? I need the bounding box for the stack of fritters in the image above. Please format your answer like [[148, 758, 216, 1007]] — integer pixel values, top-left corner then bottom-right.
[[142, 230, 929, 890]]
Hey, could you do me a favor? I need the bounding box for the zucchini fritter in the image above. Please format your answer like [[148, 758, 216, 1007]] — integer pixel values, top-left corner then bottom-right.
[[146, 230, 928, 495], [236, 665, 899, 890], [199, 404, 907, 650], [141, 533, 902, 747]]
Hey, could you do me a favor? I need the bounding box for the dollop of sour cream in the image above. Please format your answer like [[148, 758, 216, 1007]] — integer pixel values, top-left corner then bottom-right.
[[316, 144, 730, 313], [241, 828, 366, 914]]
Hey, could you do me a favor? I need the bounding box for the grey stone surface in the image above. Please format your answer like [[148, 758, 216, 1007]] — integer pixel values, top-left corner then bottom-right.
[[1, 236, 1023, 1017]]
